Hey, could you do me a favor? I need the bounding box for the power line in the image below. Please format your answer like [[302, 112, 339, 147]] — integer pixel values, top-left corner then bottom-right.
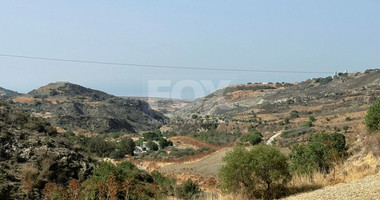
[[0, 53, 334, 74]]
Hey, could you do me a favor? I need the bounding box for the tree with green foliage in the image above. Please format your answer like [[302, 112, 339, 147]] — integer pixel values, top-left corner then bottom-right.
[[143, 131, 161, 140], [147, 140, 159, 151], [241, 130, 263, 145], [159, 138, 173, 149], [118, 138, 136, 156], [219, 145, 291, 199], [290, 132, 346, 175], [84, 136, 116, 157], [365, 98, 380, 132], [248, 132, 262, 145]]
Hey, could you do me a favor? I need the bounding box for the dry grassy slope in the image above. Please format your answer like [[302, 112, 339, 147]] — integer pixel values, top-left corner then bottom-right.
[[172, 69, 380, 119], [283, 172, 380, 200]]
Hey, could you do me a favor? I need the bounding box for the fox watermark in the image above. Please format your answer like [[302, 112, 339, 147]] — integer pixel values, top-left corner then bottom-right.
[[147, 79, 231, 110]]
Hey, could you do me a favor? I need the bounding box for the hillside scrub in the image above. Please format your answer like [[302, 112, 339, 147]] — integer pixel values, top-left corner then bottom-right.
[[67, 134, 136, 158], [191, 130, 242, 145], [42, 161, 201, 200], [137, 147, 211, 159], [290, 132, 346, 175]]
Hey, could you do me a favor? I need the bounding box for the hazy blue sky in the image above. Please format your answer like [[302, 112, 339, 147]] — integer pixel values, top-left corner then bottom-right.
[[1, 1, 379, 99]]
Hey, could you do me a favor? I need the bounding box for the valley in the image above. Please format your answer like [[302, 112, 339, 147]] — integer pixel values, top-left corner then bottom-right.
[[1, 69, 380, 199]]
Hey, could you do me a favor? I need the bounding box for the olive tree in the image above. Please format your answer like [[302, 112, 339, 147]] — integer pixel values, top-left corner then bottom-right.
[[219, 145, 291, 199]]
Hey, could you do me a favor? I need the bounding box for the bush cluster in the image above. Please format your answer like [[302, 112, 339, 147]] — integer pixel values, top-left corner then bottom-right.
[[42, 161, 201, 200], [219, 145, 291, 199], [290, 132, 346, 175]]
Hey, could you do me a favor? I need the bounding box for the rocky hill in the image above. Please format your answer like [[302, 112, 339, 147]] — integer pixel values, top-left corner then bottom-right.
[[172, 69, 380, 119], [11, 82, 168, 133], [0, 103, 95, 199], [0, 87, 21, 99]]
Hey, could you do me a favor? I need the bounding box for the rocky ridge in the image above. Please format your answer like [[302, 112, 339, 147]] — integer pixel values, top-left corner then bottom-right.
[[11, 82, 168, 133]]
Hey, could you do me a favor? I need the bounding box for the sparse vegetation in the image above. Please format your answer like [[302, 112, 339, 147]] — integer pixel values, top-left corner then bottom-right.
[[42, 161, 183, 200], [138, 147, 211, 159], [191, 130, 242, 145]]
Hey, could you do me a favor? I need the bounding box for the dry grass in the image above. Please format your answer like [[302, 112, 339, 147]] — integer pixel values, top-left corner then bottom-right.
[[286, 172, 329, 196], [167, 192, 248, 200], [13, 96, 37, 105], [20, 165, 40, 193]]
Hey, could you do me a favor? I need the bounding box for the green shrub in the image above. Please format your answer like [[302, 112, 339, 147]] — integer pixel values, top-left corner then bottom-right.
[[290, 132, 346, 175], [117, 138, 135, 156], [108, 132, 123, 138], [159, 138, 173, 149], [143, 131, 161, 140], [84, 136, 116, 157], [241, 131, 263, 145], [151, 170, 176, 195], [365, 98, 380, 132], [109, 150, 125, 159], [304, 120, 313, 127], [219, 145, 291, 199], [315, 76, 333, 85], [176, 180, 202, 200], [147, 140, 159, 151], [289, 110, 299, 119], [284, 117, 290, 124], [82, 161, 164, 199]]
